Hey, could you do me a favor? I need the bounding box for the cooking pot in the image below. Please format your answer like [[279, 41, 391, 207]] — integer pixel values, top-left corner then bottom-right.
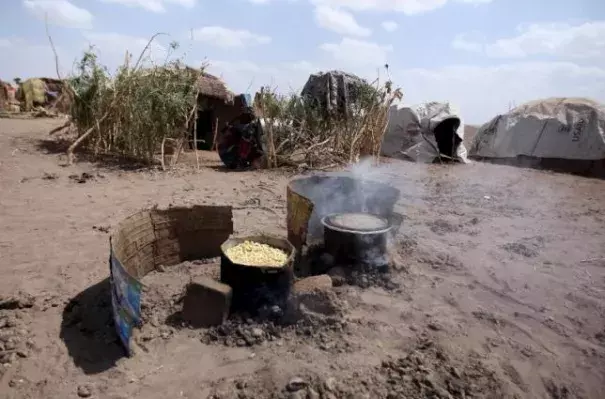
[[321, 212, 393, 270]]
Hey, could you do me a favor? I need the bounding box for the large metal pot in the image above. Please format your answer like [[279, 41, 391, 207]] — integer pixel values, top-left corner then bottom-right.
[[220, 235, 295, 314], [321, 212, 393, 270]]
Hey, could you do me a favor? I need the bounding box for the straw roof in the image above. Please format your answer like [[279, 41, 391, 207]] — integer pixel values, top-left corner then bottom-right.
[[196, 73, 234, 103]]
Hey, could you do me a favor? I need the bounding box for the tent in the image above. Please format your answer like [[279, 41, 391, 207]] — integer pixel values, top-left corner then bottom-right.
[[301, 70, 368, 117], [381, 101, 469, 163], [468, 97, 605, 177]]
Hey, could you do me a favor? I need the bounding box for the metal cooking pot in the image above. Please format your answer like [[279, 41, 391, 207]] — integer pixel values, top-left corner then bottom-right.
[[321, 212, 393, 270]]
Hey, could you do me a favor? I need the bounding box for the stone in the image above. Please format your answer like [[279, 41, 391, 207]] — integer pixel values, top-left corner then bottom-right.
[[323, 377, 338, 392], [182, 277, 232, 328], [434, 387, 453, 398], [306, 388, 320, 399], [327, 267, 347, 287], [287, 377, 307, 392], [423, 374, 436, 388], [77, 384, 92, 398], [0, 353, 17, 364], [293, 275, 333, 294], [251, 328, 264, 339]]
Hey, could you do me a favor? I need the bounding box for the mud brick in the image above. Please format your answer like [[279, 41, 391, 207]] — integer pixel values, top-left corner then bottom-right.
[[182, 277, 232, 328], [293, 275, 333, 294]]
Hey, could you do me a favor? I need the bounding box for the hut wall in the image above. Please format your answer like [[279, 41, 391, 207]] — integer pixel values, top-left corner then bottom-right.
[[194, 96, 242, 150]]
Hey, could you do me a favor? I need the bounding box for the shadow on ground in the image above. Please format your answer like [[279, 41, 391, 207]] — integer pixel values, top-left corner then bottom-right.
[[208, 165, 249, 173], [35, 138, 72, 154], [60, 278, 126, 375], [35, 138, 151, 171]]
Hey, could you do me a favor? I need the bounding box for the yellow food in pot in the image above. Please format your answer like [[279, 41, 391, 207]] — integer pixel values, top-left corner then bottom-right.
[[225, 240, 288, 267]]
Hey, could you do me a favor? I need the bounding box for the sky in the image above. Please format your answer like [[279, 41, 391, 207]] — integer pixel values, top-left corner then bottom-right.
[[1, 0, 604, 123]]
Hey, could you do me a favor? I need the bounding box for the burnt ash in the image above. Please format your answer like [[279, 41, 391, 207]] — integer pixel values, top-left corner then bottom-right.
[[202, 289, 353, 352], [297, 244, 401, 291]]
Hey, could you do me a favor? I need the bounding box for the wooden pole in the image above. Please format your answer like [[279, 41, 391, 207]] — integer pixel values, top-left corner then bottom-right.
[[193, 105, 199, 170], [211, 117, 219, 152]]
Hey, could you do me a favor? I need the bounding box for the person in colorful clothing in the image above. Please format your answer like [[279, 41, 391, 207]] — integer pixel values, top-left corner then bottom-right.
[[218, 106, 265, 169]]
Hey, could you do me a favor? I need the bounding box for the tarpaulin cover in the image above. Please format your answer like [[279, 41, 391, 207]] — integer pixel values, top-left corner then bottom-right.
[[469, 97, 605, 160], [382, 101, 468, 163], [301, 70, 368, 116]]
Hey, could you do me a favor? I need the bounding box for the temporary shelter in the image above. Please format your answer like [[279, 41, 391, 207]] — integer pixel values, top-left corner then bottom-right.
[[468, 97, 605, 177], [193, 73, 241, 150], [381, 101, 469, 163], [301, 70, 369, 117], [17, 77, 70, 113], [0, 80, 14, 111]]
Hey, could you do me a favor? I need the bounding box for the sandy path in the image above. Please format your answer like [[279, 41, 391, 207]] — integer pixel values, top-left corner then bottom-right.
[[0, 118, 603, 399]]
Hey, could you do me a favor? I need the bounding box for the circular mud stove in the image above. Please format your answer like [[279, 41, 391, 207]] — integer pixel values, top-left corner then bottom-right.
[[321, 212, 393, 271]]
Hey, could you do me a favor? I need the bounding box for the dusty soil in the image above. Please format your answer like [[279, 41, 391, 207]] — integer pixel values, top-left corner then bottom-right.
[[0, 118, 604, 399]]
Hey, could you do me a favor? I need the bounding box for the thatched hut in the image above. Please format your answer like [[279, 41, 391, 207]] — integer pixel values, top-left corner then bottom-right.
[[194, 73, 243, 150]]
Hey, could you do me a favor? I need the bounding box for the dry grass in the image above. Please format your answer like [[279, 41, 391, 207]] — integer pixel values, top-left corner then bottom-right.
[[254, 79, 402, 168], [54, 33, 401, 171], [65, 37, 203, 166]]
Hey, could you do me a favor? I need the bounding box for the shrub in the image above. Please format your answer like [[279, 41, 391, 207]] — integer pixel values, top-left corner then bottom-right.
[[67, 38, 203, 165], [254, 78, 402, 168]]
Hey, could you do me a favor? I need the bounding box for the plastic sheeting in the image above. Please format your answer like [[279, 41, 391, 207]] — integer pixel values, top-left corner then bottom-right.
[[469, 98, 605, 161], [381, 101, 469, 163], [301, 70, 367, 116], [21, 78, 46, 112]]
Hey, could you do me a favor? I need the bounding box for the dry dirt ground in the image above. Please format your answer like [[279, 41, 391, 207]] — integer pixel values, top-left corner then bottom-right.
[[1, 118, 604, 399]]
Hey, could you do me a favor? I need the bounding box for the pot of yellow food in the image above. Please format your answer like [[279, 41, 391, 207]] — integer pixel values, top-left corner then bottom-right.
[[220, 235, 295, 314]]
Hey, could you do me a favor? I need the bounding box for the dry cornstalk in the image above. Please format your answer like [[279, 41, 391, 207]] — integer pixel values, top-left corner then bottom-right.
[[49, 119, 71, 135], [67, 33, 200, 165], [67, 112, 110, 164], [160, 137, 184, 170], [160, 137, 168, 171]]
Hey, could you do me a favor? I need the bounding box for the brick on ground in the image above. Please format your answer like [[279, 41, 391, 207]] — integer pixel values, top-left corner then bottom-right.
[[182, 277, 232, 328]]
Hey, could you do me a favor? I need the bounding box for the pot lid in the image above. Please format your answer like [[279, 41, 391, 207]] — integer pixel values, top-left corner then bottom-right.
[[323, 212, 390, 233]]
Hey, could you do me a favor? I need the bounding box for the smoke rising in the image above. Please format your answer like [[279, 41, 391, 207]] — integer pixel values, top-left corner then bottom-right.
[[290, 157, 405, 244]]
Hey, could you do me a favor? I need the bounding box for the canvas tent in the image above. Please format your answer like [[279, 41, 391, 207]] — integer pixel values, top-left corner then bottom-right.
[[381, 101, 469, 163], [468, 97, 605, 177]]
